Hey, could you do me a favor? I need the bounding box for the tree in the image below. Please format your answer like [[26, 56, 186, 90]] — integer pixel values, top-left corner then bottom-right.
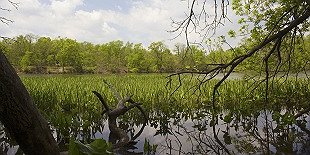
[[32, 37, 53, 72], [168, 0, 310, 154], [80, 41, 97, 72], [20, 50, 33, 70], [127, 43, 149, 73], [0, 50, 60, 154], [170, 0, 310, 105], [96, 40, 128, 73], [56, 38, 83, 73], [171, 0, 309, 76], [0, 1, 59, 154], [175, 44, 208, 71], [5, 35, 34, 70], [148, 41, 174, 73], [18, 36, 54, 73]]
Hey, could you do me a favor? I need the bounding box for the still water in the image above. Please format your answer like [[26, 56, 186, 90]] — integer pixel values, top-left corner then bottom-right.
[[1, 107, 309, 154]]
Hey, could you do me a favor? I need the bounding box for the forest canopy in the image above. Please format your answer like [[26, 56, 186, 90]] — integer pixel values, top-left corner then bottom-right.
[[0, 34, 309, 74]]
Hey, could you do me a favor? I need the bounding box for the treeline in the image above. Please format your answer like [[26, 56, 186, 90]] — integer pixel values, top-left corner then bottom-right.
[[0, 34, 213, 74], [0, 34, 309, 74]]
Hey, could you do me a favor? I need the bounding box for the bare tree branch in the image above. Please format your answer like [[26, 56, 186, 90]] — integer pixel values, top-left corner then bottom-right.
[[0, 0, 19, 39], [168, 2, 310, 153], [92, 81, 148, 149]]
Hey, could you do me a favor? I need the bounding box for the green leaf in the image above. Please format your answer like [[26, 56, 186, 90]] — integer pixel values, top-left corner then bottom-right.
[[223, 132, 232, 145], [89, 139, 113, 154], [224, 113, 233, 123], [228, 30, 236, 38], [69, 139, 83, 155], [144, 138, 150, 152], [152, 144, 158, 152], [69, 139, 113, 155]]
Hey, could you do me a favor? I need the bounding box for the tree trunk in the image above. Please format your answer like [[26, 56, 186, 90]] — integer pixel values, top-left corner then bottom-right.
[[0, 50, 59, 155]]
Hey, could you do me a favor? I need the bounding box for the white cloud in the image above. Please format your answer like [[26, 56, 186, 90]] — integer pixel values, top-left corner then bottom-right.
[[101, 22, 117, 35], [51, 0, 84, 15], [0, 0, 240, 49]]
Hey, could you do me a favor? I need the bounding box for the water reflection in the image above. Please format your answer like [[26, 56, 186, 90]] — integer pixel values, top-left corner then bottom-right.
[[0, 107, 309, 154]]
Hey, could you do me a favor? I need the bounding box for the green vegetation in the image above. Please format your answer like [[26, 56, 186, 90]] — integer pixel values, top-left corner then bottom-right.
[[0, 36, 209, 74], [20, 74, 310, 152], [1, 34, 309, 74], [21, 73, 310, 119], [69, 139, 113, 155]]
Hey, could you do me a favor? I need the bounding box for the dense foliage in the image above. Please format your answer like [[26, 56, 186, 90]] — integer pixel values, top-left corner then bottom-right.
[[0, 35, 208, 74], [227, 0, 310, 73], [1, 34, 309, 74]]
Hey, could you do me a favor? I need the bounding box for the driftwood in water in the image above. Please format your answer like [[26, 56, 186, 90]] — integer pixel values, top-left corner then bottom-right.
[[92, 80, 148, 149]]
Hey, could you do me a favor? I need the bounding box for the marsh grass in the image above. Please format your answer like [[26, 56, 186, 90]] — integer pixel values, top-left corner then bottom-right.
[[20, 74, 310, 143]]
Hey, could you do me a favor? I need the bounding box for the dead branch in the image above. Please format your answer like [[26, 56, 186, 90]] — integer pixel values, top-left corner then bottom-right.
[[102, 79, 122, 102], [169, 0, 229, 47], [92, 81, 148, 149], [294, 107, 310, 119], [7, 0, 19, 10], [0, 0, 19, 39], [92, 91, 110, 114]]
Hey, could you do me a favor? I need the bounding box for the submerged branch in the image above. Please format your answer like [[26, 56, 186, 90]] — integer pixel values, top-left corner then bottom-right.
[[92, 81, 148, 149], [103, 79, 122, 102], [92, 91, 110, 113]]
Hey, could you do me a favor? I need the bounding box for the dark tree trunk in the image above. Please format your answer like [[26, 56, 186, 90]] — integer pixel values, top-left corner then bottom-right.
[[0, 50, 59, 155]]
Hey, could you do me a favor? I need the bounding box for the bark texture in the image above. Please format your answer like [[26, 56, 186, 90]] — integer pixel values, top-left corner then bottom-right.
[[0, 50, 59, 155]]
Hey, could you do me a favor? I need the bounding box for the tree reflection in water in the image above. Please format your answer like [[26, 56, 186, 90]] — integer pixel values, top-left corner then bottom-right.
[[148, 109, 310, 155], [0, 104, 309, 154]]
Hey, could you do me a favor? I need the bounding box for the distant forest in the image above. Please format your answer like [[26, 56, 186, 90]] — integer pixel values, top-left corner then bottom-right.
[[0, 34, 309, 74]]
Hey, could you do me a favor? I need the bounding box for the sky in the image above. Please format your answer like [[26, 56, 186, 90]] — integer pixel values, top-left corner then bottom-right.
[[0, 0, 241, 49]]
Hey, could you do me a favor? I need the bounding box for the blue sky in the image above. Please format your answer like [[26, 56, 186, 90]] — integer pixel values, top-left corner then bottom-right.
[[0, 0, 241, 49], [40, 0, 133, 12], [77, 0, 133, 12]]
